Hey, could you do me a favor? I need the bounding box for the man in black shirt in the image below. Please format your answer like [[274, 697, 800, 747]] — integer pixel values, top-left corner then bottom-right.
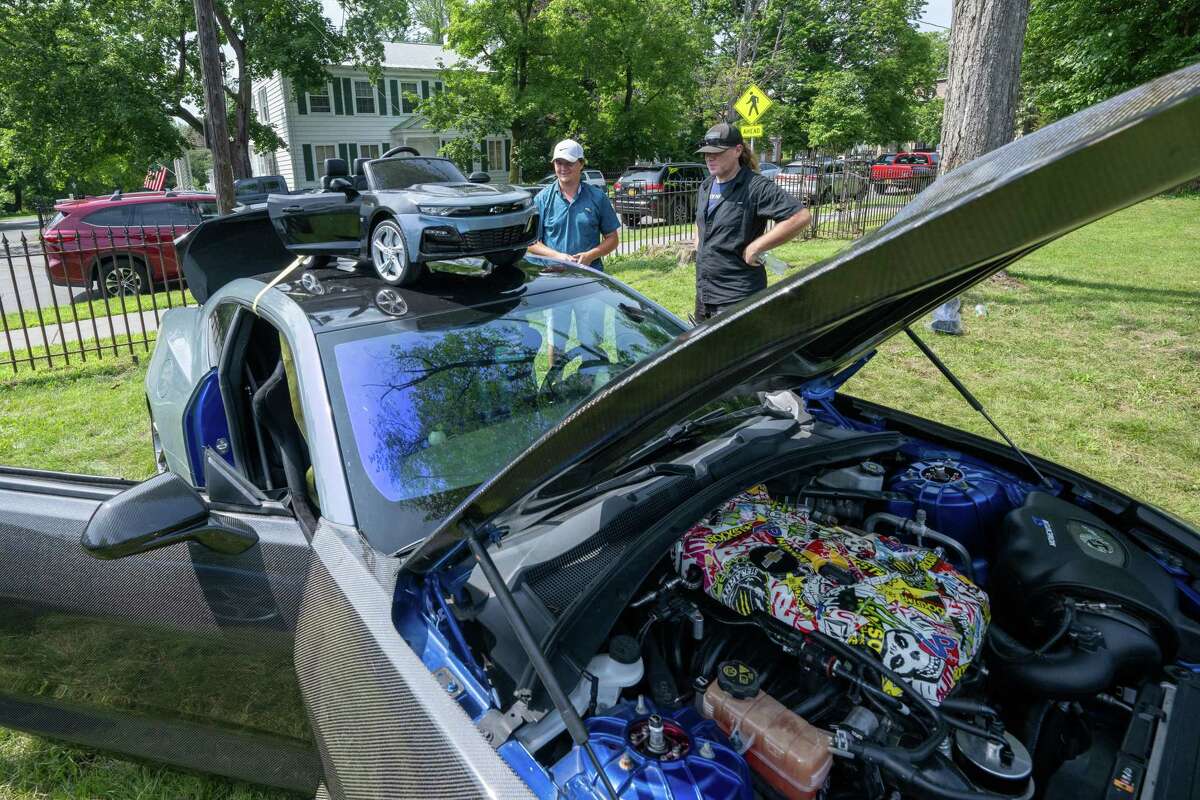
[[693, 122, 811, 321]]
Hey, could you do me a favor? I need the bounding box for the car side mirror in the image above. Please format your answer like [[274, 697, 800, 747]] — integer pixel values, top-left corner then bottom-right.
[[81, 472, 258, 560], [467, 171, 491, 184], [328, 177, 357, 195]]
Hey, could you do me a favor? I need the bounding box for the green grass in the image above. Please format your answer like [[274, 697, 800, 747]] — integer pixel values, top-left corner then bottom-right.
[[0, 195, 1197, 798], [0, 287, 194, 333]]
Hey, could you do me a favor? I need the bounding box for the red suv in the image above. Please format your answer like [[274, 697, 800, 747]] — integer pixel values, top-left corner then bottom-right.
[[42, 191, 217, 297]]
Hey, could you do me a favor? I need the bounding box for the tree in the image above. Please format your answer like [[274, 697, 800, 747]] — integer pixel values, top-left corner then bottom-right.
[[1022, 0, 1200, 126], [0, 0, 184, 204], [408, 0, 451, 44], [939, 0, 1030, 173], [425, 0, 707, 179]]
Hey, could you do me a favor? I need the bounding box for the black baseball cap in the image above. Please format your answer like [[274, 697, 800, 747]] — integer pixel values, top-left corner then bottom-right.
[[696, 122, 745, 154]]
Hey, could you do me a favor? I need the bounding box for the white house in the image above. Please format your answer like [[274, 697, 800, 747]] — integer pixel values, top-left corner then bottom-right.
[[249, 42, 512, 189]]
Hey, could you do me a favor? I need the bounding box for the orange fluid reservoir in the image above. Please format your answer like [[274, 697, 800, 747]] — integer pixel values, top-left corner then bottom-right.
[[700, 661, 833, 800]]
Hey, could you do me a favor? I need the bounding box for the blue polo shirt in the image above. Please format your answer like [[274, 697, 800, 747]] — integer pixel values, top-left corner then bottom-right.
[[534, 181, 620, 270]]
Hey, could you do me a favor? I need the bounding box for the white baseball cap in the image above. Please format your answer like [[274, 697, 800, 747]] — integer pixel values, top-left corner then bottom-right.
[[552, 139, 585, 162]]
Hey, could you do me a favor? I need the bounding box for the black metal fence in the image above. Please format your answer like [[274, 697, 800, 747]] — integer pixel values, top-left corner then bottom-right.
[[1, 167, 930, 372], [0, 224, 191, 373]]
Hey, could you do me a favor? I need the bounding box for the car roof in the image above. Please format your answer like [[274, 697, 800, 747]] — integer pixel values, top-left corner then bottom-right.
[[255, 260, 609, 334], [625, 162, 704, 170], [57, 191, 215, 211]]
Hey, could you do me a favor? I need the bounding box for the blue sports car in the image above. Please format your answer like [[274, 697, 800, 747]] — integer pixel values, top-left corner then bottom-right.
[[0, 66, 1198, 800]]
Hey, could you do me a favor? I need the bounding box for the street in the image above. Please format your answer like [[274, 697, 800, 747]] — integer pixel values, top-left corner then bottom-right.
[[0, 217, 94, 313]]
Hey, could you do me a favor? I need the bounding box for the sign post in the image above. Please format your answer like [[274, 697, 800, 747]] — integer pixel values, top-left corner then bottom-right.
[[734, 84, 773, 155]]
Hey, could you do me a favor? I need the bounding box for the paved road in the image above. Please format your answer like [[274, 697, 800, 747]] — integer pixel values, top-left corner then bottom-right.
[[0, 217, 94, 313]]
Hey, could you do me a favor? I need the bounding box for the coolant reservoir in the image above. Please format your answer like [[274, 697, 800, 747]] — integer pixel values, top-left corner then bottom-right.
[[700, 661, 833, 800]]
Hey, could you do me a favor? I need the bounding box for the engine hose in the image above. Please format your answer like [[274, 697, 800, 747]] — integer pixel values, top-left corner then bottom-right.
[[939, 697, 1001, 720], [792, 682, 840, 718], [848, 741, 1024, 800], [864, 512, 974, 581], [805, 629, 946, 762], [700, 637, 731, 680], [987, 602, 1074, 663]]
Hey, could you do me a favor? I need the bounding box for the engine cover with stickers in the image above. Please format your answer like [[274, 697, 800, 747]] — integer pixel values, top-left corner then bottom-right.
[[673, 485, 990, 704]]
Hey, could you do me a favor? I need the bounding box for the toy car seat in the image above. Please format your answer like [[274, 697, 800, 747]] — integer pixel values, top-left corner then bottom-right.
[[321, 158, 349, 191]]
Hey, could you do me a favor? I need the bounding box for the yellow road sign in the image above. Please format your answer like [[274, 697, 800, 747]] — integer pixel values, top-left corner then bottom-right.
[[734, 85, 772, 124], [739, 123, 763, 138]]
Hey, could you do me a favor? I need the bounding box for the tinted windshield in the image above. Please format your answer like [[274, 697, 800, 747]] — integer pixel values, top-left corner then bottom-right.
[[366, 157, 467, 190], [321, 280, 684, 553]]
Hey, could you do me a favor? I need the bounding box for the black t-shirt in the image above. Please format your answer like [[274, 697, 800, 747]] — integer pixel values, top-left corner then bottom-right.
[[695, 166, 802, 305]]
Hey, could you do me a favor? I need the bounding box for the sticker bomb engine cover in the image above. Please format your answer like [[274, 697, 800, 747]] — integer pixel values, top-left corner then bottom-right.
[[672, 485, 990, 704]]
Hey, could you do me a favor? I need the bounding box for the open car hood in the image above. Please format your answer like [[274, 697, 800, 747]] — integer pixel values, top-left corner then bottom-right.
[[401, 64, 1200, 570]]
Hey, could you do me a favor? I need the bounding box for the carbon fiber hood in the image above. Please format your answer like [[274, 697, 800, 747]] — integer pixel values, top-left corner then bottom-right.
[[402, 64, 1200, 570]]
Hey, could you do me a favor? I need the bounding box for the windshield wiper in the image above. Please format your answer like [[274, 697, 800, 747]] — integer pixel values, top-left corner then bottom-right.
[[904, 327, 1054, 490], [618, 406, 769, 468]]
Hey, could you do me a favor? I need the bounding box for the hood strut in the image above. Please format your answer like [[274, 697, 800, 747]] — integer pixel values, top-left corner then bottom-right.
[[904, 327, 1054, 490], [466, 532, 619, 799]]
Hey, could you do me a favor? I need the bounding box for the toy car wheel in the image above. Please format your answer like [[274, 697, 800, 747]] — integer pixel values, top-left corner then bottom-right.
[[98, 256, 147, 297], [370, 219, 420, 285]]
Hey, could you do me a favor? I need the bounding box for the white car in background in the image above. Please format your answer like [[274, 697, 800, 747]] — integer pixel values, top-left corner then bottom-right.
[[524, 170, 607, 197]]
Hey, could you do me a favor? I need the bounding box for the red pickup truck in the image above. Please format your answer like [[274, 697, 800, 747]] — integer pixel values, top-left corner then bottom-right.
[[870, 151, 939, 194]]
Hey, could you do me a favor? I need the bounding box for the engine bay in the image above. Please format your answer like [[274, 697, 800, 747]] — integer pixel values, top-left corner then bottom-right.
[[428, 426, 1200, 800]]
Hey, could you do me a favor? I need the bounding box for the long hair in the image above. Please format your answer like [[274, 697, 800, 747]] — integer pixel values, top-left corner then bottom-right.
[[738, 145, 760, 172]]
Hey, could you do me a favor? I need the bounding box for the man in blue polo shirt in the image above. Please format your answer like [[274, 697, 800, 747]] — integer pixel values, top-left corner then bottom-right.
[[527, 139, 620, 269]]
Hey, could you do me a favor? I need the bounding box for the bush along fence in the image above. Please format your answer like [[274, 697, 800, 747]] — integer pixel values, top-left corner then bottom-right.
[[1, 167, 929, 372]]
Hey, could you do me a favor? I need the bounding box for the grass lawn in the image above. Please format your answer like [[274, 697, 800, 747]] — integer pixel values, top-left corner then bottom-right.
[[0, 194, 1196, 799], [1, 287, 194, 334]]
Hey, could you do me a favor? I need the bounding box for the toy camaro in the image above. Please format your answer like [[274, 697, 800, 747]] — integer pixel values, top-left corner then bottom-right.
[[267, 146, 537, 285], [0, 66, 1197, 800]]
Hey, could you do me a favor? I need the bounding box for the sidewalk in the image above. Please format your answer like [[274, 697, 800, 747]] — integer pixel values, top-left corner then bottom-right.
[[0, 306, 162, 356]]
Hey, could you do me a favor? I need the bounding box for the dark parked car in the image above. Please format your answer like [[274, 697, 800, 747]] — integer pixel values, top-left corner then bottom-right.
[[611, 162, 706, 226], [41, 190, 217, 297], [234, 174, 290, 206], [266, 148, 537, 285], [2, 65, 1199, 800]]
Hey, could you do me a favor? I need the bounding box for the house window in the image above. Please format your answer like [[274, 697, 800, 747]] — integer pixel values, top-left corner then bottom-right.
[[354, 80, 375, 114], [256, 87, 270, 123], [309, 84, 331, 113], [487, 140, 507, 172], [314, 144, 337, 177], [359, 144, 381, 159], [400, 82, 419, 114]]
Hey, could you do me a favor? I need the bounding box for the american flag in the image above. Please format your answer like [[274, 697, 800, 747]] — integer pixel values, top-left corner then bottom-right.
[[143, 166, 168, 191]]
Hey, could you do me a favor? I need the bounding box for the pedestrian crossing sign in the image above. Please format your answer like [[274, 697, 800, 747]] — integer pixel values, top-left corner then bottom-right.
[[739, 123, 763, 138], [734, 85, 772, 124]]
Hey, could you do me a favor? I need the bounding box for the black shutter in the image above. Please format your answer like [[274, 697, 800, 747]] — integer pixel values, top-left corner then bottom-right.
[[504, 139, 511, 172], [420, 80, 430, 106], [434, 81, 443, 94], [338, 143, 349, 163], [296, 87, 307, 114], [302, 144, 315, 182], [332, 78, 344, 115], [377, 80, 386, 115], [382, 142, 390, 156], [343, 78, 354, 115], [480, 139, 488, 172], [389, 80, 400, 115], [349, 143, 359, 161]]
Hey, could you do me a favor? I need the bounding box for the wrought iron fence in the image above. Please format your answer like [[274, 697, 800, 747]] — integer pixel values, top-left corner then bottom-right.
[[1, 167, 931, 372], [0, 223, 191, 373]]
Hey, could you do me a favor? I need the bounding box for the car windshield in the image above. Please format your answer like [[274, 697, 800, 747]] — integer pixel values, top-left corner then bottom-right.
[[783, 164, 818, 175], [366, 157, 467, 190], [621, 169, 663, 183], [320, 279, 684, 553]]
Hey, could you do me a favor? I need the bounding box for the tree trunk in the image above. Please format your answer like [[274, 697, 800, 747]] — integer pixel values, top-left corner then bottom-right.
[[214, 5, 252, 179], [939, 0, 1031, 174], [192, 0, 235, 212]]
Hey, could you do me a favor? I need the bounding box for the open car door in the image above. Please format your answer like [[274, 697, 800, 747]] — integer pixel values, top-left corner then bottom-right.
[[294, 523, 535, 799], [266, 188, 362, 259]]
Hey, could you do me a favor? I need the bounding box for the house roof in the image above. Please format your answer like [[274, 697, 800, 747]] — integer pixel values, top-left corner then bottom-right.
[[362, 42, 459, 70]]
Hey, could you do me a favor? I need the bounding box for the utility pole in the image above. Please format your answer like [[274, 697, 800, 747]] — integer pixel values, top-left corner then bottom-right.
[[193, 0, 236, 213]]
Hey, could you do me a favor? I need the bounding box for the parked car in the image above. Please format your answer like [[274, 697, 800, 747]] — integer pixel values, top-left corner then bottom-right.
[[871, 151, 939, 194], [234, 175, 290, 206], [775, 159, 869, 204], [265, 147, 537, 285], [1, 66, 1198, 800], [41, 190, 217, 297], [758, 161, 782, 179], [872, 152, 898, 166], [521, 170, 606, 198], [612, 162, 706, 226]]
